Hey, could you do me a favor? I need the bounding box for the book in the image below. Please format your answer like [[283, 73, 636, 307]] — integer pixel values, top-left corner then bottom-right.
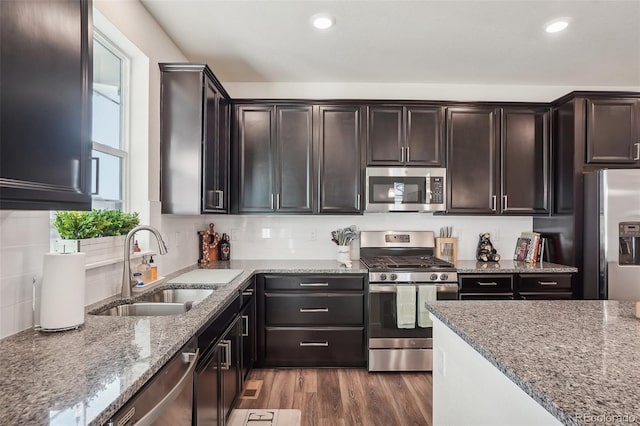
[[520, 231, 541, 263], [513, 237, 531, 261]]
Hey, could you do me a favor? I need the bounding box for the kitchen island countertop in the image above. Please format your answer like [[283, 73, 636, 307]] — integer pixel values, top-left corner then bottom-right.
[[0, 260, 365, 426], [425, 300, 640, 425]]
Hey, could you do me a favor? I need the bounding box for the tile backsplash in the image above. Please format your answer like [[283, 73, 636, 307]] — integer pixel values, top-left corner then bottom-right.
[[0, 210, 531, 338]]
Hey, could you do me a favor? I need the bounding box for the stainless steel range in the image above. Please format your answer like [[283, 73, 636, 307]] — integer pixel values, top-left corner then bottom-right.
[[360, 231, 458, 372]]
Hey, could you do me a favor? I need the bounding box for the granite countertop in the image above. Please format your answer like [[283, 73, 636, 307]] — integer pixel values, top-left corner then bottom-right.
[[454, 260, 578, 273], [426, 300, 640, 426], [0, 260, 366, 426]]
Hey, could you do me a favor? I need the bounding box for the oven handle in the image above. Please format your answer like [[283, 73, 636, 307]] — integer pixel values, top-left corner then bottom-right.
[[369, 284, 458, 294]]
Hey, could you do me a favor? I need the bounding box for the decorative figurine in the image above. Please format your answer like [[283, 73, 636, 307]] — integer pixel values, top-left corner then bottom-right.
[[476, 232, 501, 262], [198, 223, 221, 264]]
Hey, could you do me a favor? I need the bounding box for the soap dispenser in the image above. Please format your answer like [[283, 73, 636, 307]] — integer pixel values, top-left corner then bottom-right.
[[149, 255, 158, 281]]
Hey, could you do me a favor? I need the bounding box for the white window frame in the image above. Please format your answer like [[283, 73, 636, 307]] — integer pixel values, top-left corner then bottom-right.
[[92, 30, 131, 212]]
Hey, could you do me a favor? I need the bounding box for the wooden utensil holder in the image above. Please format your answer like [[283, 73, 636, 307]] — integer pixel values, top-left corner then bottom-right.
[[436, 237, 458, 264]]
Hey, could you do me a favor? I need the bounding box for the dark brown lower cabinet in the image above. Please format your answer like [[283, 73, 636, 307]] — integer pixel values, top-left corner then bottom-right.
[[257, 274, 366, 367], [458, 273, 574, 300]]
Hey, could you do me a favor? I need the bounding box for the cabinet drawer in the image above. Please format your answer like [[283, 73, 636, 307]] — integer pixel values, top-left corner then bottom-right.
[[459, 275, 513, 293], [264, 327, 365, 367], [264, 275, 364, 291], [265, 293, 363, 326], [459, 293, 514, 300], [519, 274, 572, 292]]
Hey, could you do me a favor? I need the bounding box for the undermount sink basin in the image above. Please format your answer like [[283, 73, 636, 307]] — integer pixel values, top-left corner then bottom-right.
[[135, 288, 214, 304], [93, 302, 192, 317]]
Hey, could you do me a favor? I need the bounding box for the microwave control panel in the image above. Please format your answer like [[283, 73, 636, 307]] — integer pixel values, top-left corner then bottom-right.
[[430, 177, 444, 204]]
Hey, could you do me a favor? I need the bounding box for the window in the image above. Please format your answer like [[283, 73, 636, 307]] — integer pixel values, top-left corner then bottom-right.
[[91, 32, 130, 211]]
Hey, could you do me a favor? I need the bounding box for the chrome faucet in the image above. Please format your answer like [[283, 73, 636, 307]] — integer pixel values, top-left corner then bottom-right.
[[121, 225, 168, 298]]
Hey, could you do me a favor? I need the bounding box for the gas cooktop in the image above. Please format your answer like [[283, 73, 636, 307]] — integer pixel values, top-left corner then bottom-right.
[[360, 255, 455, 271]]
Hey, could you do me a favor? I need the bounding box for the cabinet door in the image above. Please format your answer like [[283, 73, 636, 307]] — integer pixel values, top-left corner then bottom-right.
[[586, 98, 640, 165], [221, 319, 241, 423], [500, 107, 550, 214], [196, 346, 221, 426], [318, 105, 363, 213], [240, 296, 255, 383], [202, 89, 230, 213], [237, 105, 275, 212], [405, 106, 444, 166], [366, 106, 403, 165], [275, 105, 314, 212], [0, 0, 92, 210], [446, 107, 499, 214]]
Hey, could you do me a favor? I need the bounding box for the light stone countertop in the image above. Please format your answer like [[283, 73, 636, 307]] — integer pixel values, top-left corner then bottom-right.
[[454, 259, 578, 274], [425, 300, 640, 426], [0, 260, 366, 426]]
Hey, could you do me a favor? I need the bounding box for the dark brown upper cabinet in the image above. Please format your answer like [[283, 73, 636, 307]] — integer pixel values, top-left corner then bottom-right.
[[366, 105, 443, 166], [1, 0, 93, 210], [160, 64, 230, 214], [447, 106, 549, 215], [500, 107, 550, 214], [586, 97, 640, 166], [446, 107, 499, 214], [236, 104, 313, 213], [318, 105, 363, 214]]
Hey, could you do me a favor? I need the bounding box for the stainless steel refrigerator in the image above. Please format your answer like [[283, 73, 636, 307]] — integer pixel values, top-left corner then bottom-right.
[[584, 169, 640, 300]]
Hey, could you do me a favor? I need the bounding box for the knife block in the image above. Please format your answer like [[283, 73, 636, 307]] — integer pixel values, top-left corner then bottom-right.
[[436, 237, 458, 264]]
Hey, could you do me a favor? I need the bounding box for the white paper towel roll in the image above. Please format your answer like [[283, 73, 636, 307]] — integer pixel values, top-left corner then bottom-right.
[[40, 252, 86, 331]]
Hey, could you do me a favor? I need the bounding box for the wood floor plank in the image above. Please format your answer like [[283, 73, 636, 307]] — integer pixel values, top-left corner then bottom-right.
[[316, 368, 345, 421], [235, 368, 433, 426]]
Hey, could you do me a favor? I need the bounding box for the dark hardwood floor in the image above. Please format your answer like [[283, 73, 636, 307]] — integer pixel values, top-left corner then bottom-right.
[[236, 369, 433, 426]]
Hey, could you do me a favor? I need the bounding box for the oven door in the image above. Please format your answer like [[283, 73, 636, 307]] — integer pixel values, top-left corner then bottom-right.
[[368, 283, 458, 349], [365, 168, 445, 212]]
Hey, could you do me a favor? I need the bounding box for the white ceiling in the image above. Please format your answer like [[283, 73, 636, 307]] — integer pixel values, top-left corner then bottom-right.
[[141, 0, 640, 86]]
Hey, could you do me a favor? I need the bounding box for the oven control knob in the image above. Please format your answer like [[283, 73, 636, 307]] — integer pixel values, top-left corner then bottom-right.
[[379, 274, 387, 281], [390, 273, 398, 281], [430, 273, 438, 281], [440, 273, 449, 281]]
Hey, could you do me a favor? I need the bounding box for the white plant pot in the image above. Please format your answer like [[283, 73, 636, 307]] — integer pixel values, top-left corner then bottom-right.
[[55, 235, 127, 264]]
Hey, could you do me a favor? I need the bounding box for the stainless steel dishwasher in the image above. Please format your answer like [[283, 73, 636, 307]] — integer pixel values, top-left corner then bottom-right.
[[106, 338, 198, 426]]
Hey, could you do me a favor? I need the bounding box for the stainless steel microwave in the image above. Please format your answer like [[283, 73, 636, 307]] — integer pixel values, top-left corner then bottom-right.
[[365, 167, 446, 212]]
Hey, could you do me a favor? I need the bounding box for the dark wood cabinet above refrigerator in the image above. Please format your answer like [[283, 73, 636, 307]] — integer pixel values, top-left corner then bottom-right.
[[0, 0, 93, 210], [160, 63, 231, 214]]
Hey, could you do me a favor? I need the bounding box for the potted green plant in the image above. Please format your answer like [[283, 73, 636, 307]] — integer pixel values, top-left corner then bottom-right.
[[53, 210, 140, 262]]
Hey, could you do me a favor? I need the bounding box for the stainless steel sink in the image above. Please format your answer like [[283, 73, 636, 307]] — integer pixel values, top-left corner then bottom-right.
[[135, 289, 214, 304], [93, 302, 192, 317]]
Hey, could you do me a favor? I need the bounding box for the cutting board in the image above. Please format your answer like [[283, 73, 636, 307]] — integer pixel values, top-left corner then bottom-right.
[[168, 269, 243, 285]]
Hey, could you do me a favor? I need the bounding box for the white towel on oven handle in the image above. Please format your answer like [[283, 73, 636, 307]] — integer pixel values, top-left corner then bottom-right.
[[396, 285, 416, 329], [418, 285, 437, 328]]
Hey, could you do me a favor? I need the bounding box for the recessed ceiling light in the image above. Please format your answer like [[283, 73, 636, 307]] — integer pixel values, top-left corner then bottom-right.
[[311, 13, 335, 30], [545, 18, 570, 33]]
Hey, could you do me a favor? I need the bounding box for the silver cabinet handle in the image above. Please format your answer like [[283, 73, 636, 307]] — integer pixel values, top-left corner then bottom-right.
[[136, 348, 199, 426], [491, 195, 497, 211], [357, 193, 360, 209], [538, 281, 558, 286], [503, 195, 508, 210], [406, 146, 410, 162], [242, 289, 254, 296], [400, 146, 405, 163], [276, 193, 281, 209], [215, 190, 224, 209], [270, 193, 274, 210], [299, 308, 329, 313], [299, 341, 329, 347], [90, 157, 100, 195], [220, 340, 231, 370], [242, 315, 249, 337], [477, 281, 498, 286], [634, 142, 640, 160], [299, 282, 329, 287]]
